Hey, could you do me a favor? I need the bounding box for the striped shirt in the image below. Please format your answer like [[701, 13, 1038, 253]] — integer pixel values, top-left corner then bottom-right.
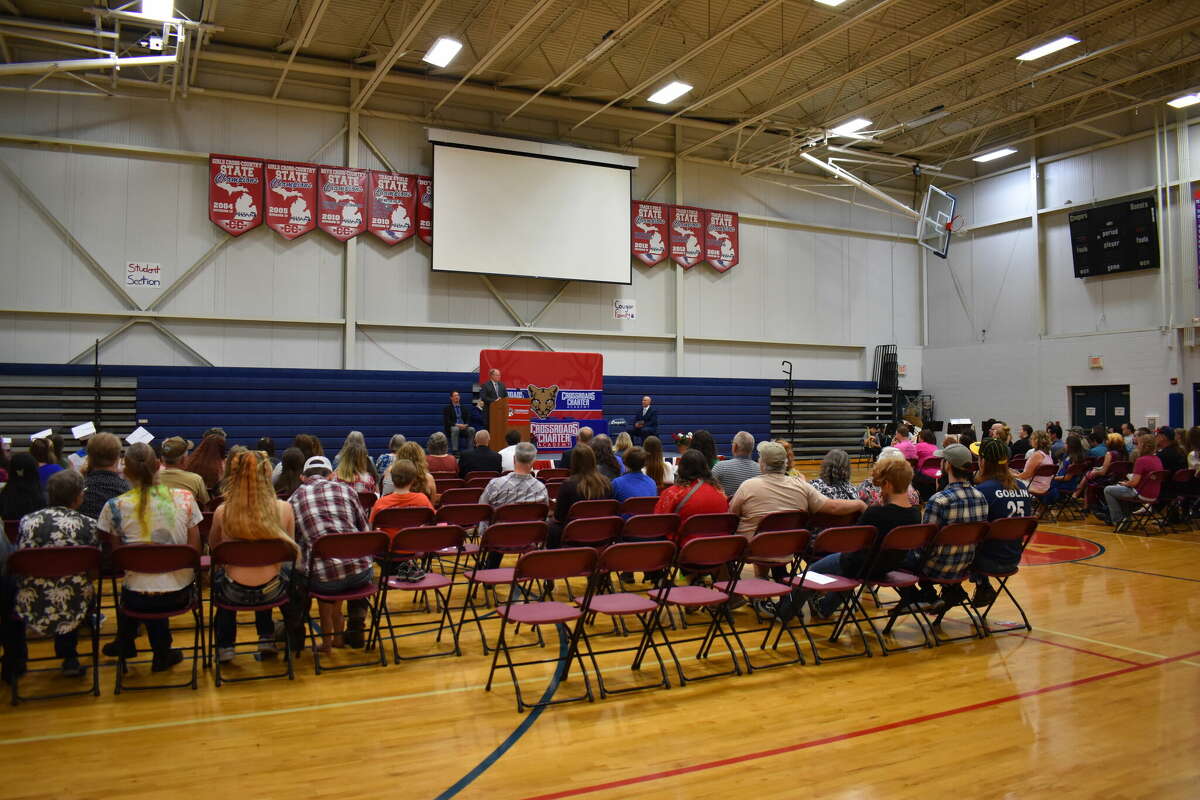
[[290, 475, 370, 584], [712, 457, 760, 497], [920, 480, 988, 579]]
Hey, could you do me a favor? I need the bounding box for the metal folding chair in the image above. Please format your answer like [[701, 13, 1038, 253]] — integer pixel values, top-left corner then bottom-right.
[[372, 524, 467, 662], [454, 521, 548, 653], [787, 525, 877, 664]]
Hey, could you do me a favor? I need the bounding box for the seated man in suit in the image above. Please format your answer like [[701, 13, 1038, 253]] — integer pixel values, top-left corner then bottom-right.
[[442, 390, 472, 453], [480, 368, 508, 416], [631, 395, 658, 445], [458, 430, 503, 478]]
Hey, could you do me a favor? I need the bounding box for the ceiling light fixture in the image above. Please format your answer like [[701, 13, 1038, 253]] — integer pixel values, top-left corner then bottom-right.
[[830, 117, 872, 137], [973, 147, 1017, 163], [648, 81, 692, 104], [1016, 35, 1080, 62], [814, 0, 848, 6], [141, 0, 174, 20], [423, 37, 463, 68], [1166, 93, 1200, 109]]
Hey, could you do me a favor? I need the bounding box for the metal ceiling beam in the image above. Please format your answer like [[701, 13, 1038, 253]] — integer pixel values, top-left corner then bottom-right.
[[797, 153, 920, 220], [627, 0, 904, 144], [433, 0, 557, 112], [352, 0, 445, 110], [0, 16, 117, 39], [0, 53, 176, 75], [271, 0, 331, 99], [504, 0, 674, 121]]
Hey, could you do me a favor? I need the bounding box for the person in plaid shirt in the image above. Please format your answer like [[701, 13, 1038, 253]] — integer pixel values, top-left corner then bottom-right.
[[290, 456, 372, 651], [477, 442, 548, 569]]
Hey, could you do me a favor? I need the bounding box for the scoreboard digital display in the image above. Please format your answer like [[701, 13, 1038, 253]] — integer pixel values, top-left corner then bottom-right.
[[1068, 195, 1159, 278]]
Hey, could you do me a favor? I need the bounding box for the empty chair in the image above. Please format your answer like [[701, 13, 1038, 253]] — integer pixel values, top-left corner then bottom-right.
[[466, 471, 501, 482], [676, 512, 739, 545], [357, 491, 379, 514], [374, 525, 468, 662], [493, 502, 549, 523], [466, 477, 494, 489], [438, 486, 484, 506], [455, 521, 548, 653], [567, 499, 620, 520], [621, 513, 680, 542], [434, 477, 465, 493], [619, 496, 659, 517], [537, 468, 569, 480]]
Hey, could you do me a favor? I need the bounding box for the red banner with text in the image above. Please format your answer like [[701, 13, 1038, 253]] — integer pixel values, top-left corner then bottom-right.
[[417, 175, 433, 245], [479, 349, 604, 452], [631, 200, 669, 266], [264, 160, 317, 240], [317, 166, 368, 241], [208, 154, 263, 236], [704, 209, 739, 272], [669, 205, 704, 269], [368, 170, 417, 245]]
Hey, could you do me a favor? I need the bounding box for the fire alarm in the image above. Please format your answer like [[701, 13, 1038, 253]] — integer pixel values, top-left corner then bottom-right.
[[1171, 377, 1179, 385], [1088, 355, 1103, 369]]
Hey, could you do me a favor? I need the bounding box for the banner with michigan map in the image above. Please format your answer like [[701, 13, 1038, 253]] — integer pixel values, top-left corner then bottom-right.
[[479, 349, 604, 452], [208, 154, 263, 236]]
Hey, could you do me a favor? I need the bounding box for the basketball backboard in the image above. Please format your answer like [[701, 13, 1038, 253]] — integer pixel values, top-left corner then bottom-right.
[[918, 184, 957, 259]]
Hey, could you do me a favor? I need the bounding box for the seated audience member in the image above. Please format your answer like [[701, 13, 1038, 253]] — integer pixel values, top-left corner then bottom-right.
[[256, 437, 277, 467], [458, 430, 502, 478], [332, 436, 377, 495], [862, 426, 882, 464], [1102, 434, 1162, 529], [97, 443, 202, 669], [50, 434, 72, 469], [274, 447, 306, 498], [915, 429, 938, 467], [497, 430, 522, 473], [185, 434, 227, 493], [443, 389, 471, 453], [857, 447, 921, 506], [1085, 430, 1108, 460], [78, 433, 129, 519], [614, 432, 634, 463], [1011, 424, 1033, 459], [289, 456, 371, 651], [1188, 426, 1200, 473], [673, 432, 692, 462], [334, 431, 378, 485], [968, 439, 1033, 607], [14, 470, 100, 676], [892, 424, 917, 460], [1, 454, 45, 522], [653, 450, 729, 538], [272, 434, 323, 482], [1155, 427, 1186, 473], [900, 443, 988, 609], [478, 443, 547, 568], [30, 439, 64, 488], [808, 449, 858, 500], [642, 436, 676, 487], [611, 447, 657, 503], [911, 429, 940, 500], [712, 431, 758, 496], [1119, 422, 1135, 453], [690, 430, 719, 469], [375, 434, 407, 477], [425, 432, 458, 475], [386, 442, 436, 500], [371, 459, 435, 524], [1051, 435, 1088, 497], [776, 439, 803, 478], [590, 435, 623, 481], [1047, 423, 1065, 460], [576, 427, 595, 446], [1014, 430, 1054, 499], [158, 436, 210, 506], [787, 458, 917, 620], [1079, 433, 1129, 513], [551, 445, 613, 547], [958, 428, 978, 455], [209, 450, 299, 663]]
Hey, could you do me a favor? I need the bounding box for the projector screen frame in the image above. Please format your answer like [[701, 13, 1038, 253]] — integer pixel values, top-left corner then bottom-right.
[[430, 141, 634, 286]]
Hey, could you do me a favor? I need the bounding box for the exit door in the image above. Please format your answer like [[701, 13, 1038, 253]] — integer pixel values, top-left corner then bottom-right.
[[1071, 385, 1130, 431]]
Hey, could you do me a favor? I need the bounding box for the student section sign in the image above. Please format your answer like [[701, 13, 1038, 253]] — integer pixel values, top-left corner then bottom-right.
[[479, 350, 604, 452]]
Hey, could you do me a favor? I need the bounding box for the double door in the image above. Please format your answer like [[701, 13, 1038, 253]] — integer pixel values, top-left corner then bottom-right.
[[1070, 385, 1130, 431]]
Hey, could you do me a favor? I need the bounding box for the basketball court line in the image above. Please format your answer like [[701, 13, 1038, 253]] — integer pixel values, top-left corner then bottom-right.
[[1031, 626, 1200, 668], [518, 647, 1200, 800], [1017, 634, 1143, 665], [1069, 561, 1200, 583]]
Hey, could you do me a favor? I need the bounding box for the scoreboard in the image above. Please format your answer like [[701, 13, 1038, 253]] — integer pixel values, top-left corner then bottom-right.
[[1068, 195, 1159, 278]]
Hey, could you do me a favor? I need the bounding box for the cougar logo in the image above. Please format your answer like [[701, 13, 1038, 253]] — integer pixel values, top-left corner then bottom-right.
[[527, 384, 559, 419]]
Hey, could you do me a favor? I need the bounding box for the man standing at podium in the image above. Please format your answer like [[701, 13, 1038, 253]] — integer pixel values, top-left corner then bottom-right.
[[631, 395, 658, 445], [481, 368, 508, 415]]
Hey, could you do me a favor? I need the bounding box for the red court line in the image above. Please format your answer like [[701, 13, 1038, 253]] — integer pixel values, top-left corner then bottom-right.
[[522, 647, 1200, 800], [1018, 634, 1144, 666]]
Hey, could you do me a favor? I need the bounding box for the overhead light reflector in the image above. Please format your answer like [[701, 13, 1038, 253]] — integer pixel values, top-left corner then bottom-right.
[[141, 0, 174, 19], [830, 117, 872, 136], [1166, 93, 1200, 109], [1016, 36, 1080, 62], [647, 81, 693, 104], [973, 147, 1017, 163], [814, 0, 848, 5], [423, 37, 462, 68]]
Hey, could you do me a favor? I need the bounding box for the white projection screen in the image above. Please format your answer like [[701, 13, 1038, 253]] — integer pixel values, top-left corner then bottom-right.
[[430, 131, 635, 284]]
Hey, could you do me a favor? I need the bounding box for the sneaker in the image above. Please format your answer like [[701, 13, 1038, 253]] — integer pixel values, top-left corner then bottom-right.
[[940, 586, 968, 606], [392, 560, 428, 583], [343, 626, 365, 649], [257, 638, 278, 657], [60, 657, 86, 678], [970, 583, 998, 609], [151, 649, 185, 672], [102, 640, 136, 659], [217, 647, 236, 664], [751, 599, 778, 618]]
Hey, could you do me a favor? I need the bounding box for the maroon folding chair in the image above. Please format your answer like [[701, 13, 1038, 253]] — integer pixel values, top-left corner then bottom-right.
[[438, 486, 484, 507], [1028, 463, 1060, 517], [1009, 457, 1026, 472], [973, 517, 1039, 635], [486, 547, 598, 712], [560, 516, 623, 599], [466, 470, 500, 482], [676, 512, 739, 546], [787, 525, 878, 664], [545, 482, 562, 502], [621, 513, 680, 542], [746, 511, 808, 581], [466, 477, 494, 489], [357, 491, 379, 515], [918, 522, 990, 643], [4, 519, 19, 544], [304, 531, 389, 674], [208, 539, 298, 686], [583, 541, 678, 698], [858, 524, 938, 653], [568, 499, 620, 520], [619, 496, 659, 517], [206, 495, 224, 512], [916, 456, 941, 477], [7, 547, 102, 705], [372, 525, 467, 662], [713, 530, 809, 671], [455, 521, 548, 653], [536, 468, 568, 480], [806, 508, 861, 533], [110, 544, 204, 694], [493, 501, 549, 523], [371, 506, 435, 543], [434, 477, 465, 493], [1047, 463, 1089, 521], [430, 471, 458, 480], [642, 535, 748, 685]]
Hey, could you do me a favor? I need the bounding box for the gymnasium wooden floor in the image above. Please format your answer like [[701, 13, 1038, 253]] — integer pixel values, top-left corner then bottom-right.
[[4, 473, 1199, 799]]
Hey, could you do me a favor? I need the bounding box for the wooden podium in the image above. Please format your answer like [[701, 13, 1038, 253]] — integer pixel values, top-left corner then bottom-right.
[[488, 398, 531, 444]]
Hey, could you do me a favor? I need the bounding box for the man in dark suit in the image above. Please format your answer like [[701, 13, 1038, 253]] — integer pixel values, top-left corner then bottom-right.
[[442, 390, 472, 452], [480, 368, 508, 416], [458, 430, 503, 478], [631, 395, 658, 445]]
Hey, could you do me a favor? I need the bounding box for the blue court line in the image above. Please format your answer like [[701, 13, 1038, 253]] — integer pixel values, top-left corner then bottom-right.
[[435, 623, 570, 800], [1071, 561, 1200, 583]]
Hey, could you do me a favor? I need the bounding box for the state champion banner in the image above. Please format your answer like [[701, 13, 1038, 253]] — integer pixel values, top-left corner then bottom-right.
[[631, 201, 669, 266], [264, 160, 317, 240], [704, 209, 739, 271], [479, 349, 604, 452], [208, 154, 263, 236], [669, 205, 704, 269], [368, 170, 417, 245], [417, 175, 433, 245], [317, 166, 368, 241]]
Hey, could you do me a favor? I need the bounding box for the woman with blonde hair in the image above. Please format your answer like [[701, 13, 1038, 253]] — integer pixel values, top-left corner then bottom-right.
[[209, 450, 299, 663], [613, 431, 634, 463], [642, 435, 675, 487], [1078, 432, 1130, 514], [1013, 429, 1053, 495], [384, 441, 436, 500], [332, 436, 377, 495]]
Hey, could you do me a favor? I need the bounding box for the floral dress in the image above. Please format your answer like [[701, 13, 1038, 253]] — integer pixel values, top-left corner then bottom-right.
[[809, 478, 859, 501], [15, 507, 99, 635]]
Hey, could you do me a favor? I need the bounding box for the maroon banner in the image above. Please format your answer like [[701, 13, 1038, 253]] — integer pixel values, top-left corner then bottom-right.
[[669, 205, 704, 269], [367, 170, 417, 245], [704, 209, 739, 272], [631, 201, 669, 266], [416, 175, 433, 245], [264, 160, 316, 240], [208, 154, 263, 237], [317, 166, 368, 241]]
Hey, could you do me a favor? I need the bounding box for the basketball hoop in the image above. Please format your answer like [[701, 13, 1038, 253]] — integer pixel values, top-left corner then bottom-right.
[[946, 214, 965, 233]]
